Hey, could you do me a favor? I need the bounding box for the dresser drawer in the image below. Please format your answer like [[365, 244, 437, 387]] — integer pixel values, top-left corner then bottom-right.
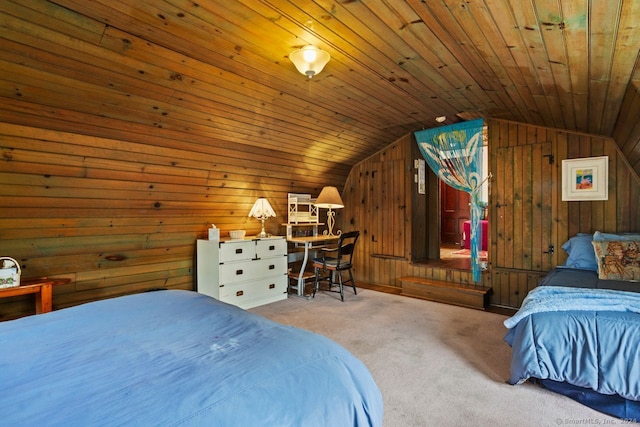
[[219, 240, 255, 263], [256, 238, 287, 258], [197, 237, 288, 309], [219, 275, 287, 307], [220, 257, 287, 284]]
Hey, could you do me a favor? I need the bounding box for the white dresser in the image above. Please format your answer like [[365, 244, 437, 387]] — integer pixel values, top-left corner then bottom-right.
[[196, 237, 288, 309]]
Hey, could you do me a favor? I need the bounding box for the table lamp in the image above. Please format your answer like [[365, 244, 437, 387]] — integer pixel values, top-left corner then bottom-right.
[[248, 198, 276, 238], [314, 186, 344, 236]]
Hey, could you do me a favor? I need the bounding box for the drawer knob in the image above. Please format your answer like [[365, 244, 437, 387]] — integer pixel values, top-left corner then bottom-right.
[[236, 269, 243, 275], [269, 245, 275, 250], [269, 283, 275, 289], [236, 290, 244, 297], [268, 264, 275, 270], [235, 248, 243, 254]]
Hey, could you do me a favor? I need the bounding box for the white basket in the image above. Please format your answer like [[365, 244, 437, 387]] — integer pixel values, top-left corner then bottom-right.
[[229, 230, 246, 240], [0, 257, 21, 289]]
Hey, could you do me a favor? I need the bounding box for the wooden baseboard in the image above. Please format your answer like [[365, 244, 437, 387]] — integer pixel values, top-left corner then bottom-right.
[[356, 282, 403, 295], [398, 276, 491, 310]]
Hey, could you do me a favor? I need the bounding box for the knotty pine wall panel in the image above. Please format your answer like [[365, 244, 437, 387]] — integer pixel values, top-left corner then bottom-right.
[[0, 122, 342, 319], [489, 119, 640, 307], [613, 82, 640, 177], [341, 119, 640, 309], [341, 133, 478, 292]]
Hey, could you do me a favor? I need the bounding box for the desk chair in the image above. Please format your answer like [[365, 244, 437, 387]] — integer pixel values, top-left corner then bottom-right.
[[312, 231, 359, 301]]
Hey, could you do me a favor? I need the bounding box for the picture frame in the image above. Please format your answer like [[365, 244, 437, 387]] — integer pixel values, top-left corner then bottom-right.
[[562, 156, 608, 201]]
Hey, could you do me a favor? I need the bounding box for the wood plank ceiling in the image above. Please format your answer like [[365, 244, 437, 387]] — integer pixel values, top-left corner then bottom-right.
[[2, 0, 639, 172]]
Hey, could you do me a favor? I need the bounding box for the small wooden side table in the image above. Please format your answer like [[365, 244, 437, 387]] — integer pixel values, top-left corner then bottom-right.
[[0, 278, 71, 314]]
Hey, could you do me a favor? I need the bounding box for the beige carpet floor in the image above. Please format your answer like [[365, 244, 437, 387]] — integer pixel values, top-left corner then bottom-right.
[[250, 288, 621, 427]]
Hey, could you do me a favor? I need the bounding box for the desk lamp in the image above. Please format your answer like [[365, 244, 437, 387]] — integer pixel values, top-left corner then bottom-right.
[[314, 186, 344, 236]]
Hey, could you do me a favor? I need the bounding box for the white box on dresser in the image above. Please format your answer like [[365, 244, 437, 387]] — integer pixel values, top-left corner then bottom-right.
[[196, 237, 288, 309]]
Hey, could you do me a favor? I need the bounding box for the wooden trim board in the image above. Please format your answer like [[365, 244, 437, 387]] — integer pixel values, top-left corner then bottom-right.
[[399, 276, 491, 310]]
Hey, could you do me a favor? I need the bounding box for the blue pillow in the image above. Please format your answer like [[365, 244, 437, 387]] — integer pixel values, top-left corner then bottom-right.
[[561, 233, 598, 271]]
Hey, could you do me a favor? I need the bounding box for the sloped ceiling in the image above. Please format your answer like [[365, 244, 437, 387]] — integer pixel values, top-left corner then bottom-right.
[[2, 0, 639, 170]]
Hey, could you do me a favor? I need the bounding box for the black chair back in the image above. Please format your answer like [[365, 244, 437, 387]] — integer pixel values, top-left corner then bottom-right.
[[334, 230, 359, 269]]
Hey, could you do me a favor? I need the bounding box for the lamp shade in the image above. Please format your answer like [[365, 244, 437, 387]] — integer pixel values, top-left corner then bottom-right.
[[290, 45, 330, 78], [315, 186, 344, 209], [248, 198, 276, 219]]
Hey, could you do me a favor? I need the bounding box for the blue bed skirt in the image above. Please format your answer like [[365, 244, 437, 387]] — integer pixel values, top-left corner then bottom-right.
[[538, 379, 640, 420]]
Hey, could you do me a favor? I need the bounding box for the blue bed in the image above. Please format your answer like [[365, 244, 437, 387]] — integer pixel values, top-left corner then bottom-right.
[[0, 290, 383, 426], [504, 267, 640, 419]]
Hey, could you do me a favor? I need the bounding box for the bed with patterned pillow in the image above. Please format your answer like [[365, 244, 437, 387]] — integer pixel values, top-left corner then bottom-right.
[[504, 232, 640, 420]]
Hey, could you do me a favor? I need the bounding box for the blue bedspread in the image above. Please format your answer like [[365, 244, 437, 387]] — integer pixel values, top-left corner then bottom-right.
[[0, 290, 383, 426], [504, 285, 640, 329], [505, 286, 640, 402]]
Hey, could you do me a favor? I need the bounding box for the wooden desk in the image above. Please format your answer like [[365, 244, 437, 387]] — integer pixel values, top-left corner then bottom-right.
[[0, 278, 70, 314], [287, 235, 340, 296]]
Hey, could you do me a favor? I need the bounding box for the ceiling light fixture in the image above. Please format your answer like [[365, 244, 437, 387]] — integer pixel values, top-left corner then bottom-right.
[[436, 116, 447, 123], [289, 45, 330, 79]]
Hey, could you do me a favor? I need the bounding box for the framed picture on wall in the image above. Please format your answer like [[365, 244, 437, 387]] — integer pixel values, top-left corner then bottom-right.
[[562, 156, 608, 201]]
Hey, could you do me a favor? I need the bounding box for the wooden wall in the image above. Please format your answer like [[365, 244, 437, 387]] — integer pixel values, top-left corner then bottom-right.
[[3, 119, 640, 318], [341, 133, 479, 291], [3, 115, 640, 319], [340, 119, 640, 309], [0, 0, 353, 319], [1, 1, 639, 318], [489, 119, 640, 307], [613, 81, 640, 176], [0, 122, 345, 319]]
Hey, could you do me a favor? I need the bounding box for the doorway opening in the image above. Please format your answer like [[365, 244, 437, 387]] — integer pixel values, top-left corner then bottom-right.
[[439, 180, 469, 258], [438, 181, 488, 266], [439, 181, 470, 267], [413, 125, 490, 269]]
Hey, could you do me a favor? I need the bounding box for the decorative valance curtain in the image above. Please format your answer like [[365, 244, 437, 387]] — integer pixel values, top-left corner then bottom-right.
[[414, 118, 487, 282]]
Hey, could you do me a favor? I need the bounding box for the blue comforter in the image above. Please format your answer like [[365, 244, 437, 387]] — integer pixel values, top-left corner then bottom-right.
[[505, 286, 640, 401], [504, 285, 640, 329], [0, 290, 383, 426]]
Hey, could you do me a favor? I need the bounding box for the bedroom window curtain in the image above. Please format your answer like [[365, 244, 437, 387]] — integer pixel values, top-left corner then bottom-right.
[[414, 118, 488, 282]]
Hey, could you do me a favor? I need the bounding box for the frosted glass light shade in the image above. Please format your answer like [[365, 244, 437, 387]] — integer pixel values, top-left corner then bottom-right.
[[290, 45, 330, 78]]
